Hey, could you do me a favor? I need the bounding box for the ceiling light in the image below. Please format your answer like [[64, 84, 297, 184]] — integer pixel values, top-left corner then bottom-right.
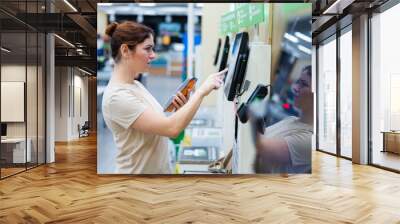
[[78, 67, 92, 76], [323, 0, 340, 14], [54, 34, 75, 48], [284, 33, 299, 43], [76, 49, 83, 55], [75, 43, 84, 47], [1, 47, 11, 53], [98, 3, 113, 7], [298, 45, 311, 55], [294, 32, 311, 43], [63, 0, 78, 12], [322, 0, 354, 15], [138, 3, 156, 7]]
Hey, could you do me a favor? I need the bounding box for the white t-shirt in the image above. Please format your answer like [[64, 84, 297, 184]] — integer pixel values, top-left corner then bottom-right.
[[102, 80, 172, 174], [261, 116, 312, 173]]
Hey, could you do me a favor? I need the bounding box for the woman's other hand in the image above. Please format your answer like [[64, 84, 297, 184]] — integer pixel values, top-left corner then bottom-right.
[[172, 92, 188, 111], [197, 68, 228, 97]]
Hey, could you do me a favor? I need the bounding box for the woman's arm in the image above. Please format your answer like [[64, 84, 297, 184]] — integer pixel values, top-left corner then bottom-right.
[[131, 69, 227, 138]]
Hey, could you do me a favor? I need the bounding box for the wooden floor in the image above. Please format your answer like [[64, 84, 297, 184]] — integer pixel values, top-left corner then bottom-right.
[[1, 167, 26, 178], [373, 151, 400, 171], [1, 135, 400, 223], [1, 163, 44, 178]]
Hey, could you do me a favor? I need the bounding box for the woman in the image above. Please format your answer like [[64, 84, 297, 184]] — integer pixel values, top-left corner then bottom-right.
[[252, 65, 313, 173], [102, 21, 227, 174]]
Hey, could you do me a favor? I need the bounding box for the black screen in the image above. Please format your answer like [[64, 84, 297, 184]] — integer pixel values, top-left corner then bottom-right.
[[213, 38, 221, 66], [1, 123, 7, 137], [223, 32, 249, 101], [218, 36, 230, 72]]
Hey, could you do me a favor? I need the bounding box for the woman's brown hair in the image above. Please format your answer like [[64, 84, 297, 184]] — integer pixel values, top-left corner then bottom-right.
[[105, 21, 154, 63]]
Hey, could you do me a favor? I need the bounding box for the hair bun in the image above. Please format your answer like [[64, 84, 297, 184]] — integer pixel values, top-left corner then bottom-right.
[[105, 22, 118, 37]]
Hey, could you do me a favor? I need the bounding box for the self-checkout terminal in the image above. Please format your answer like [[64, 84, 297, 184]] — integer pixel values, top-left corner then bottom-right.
[[223, 32, 270, 132], [224, 32, 250, 101]]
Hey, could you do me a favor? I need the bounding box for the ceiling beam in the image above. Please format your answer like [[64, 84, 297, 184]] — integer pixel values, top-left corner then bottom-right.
[[55, 55, 96, 71], [66, 13, 97, 46]]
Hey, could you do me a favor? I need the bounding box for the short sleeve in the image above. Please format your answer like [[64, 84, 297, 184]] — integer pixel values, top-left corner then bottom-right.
[[283, 131, 312, 166], [107, 89, 147, 129]]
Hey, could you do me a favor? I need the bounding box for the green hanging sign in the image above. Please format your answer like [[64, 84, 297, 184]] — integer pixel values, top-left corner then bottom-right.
[[236, 4, 250, 28], [264, 4, 269, 21], [282, 3, 311, 14], [221, 11, 236, 34], [221, 11, 238, 34], [221, 3, 268, 34], [228, 11, 239, 33], [220, 19, 229, 35], [249, 3, 264, 26]]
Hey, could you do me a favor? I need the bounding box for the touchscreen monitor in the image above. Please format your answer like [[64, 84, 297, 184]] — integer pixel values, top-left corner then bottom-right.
[[213, 38, 222, 66], [218, 36, 230, 72], [224, 32, 249, 101]]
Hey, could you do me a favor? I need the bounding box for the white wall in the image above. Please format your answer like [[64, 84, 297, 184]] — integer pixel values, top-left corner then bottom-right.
[[1, 64, 46, 163], [200, 3, 231, 107], [1, 65, 26, 81], [55, 67, 68, 141], [75, 73, 89, 123], [55, 67, 89, 141], [1, 82, 24, 122], [1, 65, 36, 137], [72, 73, 89, 138], [200, 3, 236, 165], [1, 66, 26, 127]]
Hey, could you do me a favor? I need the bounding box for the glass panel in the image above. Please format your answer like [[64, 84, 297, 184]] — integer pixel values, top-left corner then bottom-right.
[[340, 29, 352, 158], [38, 32, 45, 165], [26, 0, 39, 169], [318, 37, 337, 154], [27, 31, 38, 169], [371, 4, 400, 171], [0, 5, 27, 177]]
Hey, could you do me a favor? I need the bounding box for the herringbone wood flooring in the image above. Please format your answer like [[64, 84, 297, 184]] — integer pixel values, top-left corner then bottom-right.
[[1, 134, 400, 223]]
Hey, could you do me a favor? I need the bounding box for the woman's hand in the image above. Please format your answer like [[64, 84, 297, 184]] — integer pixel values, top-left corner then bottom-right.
[[197, 68, 228, 97], [172, 92, 188, 111]]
